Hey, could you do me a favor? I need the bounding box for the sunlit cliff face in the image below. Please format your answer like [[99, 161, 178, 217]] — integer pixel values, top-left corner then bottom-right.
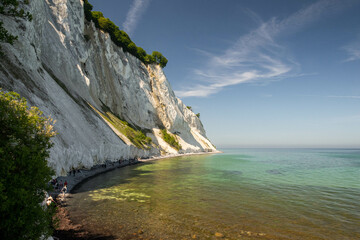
[[0, 0, 215, 176]]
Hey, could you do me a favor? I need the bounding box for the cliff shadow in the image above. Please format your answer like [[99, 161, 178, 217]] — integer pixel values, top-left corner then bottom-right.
[[70, 161, 155, 194]]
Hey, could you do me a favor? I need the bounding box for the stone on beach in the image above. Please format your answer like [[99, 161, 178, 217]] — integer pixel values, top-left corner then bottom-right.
[[215, 232, 224, 238]]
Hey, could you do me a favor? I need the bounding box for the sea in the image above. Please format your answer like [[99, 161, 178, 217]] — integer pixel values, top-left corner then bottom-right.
[[67, 148, 360, 239]]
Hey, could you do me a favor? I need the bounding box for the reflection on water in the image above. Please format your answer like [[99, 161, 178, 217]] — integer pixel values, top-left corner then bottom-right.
[[67, 149, 360, 239]]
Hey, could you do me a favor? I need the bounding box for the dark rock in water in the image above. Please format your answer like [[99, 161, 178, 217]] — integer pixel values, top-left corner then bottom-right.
[[226, 170, 243, 175], [266, 169, 283, 175]]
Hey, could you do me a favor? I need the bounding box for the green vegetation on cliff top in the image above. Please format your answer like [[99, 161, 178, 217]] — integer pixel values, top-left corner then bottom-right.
[[84, 0, 168, 68]]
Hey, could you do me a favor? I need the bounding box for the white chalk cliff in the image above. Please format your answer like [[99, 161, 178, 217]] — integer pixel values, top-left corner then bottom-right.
[[0, 0, 216, 176]]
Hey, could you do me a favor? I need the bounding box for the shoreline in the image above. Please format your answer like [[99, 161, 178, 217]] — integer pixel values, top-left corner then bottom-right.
[[52, 150, 221, 195], [50, 158, 138, 196], [52, 150, 221, 239], [139, 150, 222, 162]]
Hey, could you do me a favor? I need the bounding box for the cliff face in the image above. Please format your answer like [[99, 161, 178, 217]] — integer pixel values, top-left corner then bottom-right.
[[0, 0, 216, 176]]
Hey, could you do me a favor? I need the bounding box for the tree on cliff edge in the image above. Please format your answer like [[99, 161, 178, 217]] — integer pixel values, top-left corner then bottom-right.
[[0, 90, 56, 239], [152, 51, 168, 68]]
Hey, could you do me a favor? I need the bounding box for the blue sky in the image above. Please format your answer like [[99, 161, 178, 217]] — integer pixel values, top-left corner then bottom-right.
[[90, 0, 360, 148]]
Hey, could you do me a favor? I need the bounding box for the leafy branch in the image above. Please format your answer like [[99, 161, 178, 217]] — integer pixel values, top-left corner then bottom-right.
[[0, 0, 32, 54]]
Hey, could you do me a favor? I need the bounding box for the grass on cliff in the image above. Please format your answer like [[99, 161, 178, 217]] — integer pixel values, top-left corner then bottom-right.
[[103, 111, 152, 149], [160, 129, 181, 151], [89, 104, 152, 149]]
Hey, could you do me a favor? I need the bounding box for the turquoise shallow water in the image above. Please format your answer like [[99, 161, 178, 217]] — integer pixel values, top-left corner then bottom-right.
[[67, 149, 360, 239]]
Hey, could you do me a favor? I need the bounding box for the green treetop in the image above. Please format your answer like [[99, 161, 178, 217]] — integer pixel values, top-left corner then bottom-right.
[[83, 0, 168, 68], [152, 51, 168, 68]]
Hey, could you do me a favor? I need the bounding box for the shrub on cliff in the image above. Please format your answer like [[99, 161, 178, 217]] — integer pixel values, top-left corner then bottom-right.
[[136, 47, 147, 62], [152, 51, 168, 68], [0, 0, 32, 55], [83, 0, 168, 68], [160, 129, 181, 151], [83, 0, 93, 22], [0, 90, 56, 239]]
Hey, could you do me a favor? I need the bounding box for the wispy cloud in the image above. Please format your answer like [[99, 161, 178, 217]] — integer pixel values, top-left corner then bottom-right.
[[296, 94, 360, 99], [343, 37, 360, 62], [176, 0, 355, 98], [327, 95, 360, 99], [123, 0, 150, 36]]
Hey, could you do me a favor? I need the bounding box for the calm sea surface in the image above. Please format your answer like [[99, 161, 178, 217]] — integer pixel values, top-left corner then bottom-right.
[[67, 149, 360, 239]]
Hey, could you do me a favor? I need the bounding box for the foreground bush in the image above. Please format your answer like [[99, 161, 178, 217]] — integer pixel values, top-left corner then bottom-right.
[[0, 90, 56, 239]]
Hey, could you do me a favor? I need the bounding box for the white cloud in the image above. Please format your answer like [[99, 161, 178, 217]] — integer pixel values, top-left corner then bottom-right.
[[123, 0, 150, 36], [176, 0, 355, 98], [343, 40, 360, 62], [176, 85, 219, 98]]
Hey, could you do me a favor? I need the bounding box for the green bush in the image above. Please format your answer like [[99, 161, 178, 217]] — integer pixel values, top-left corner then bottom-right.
[[160, 129, 181, 151], [83, 0, 93, 22], [0, 90, 56, 240], [0, 0, 32, 21], [83, 0, 168, 68], [90, 11, 102, 28], [0, 0, 32, 55], [127, 42, 137, 56], [98, 17, 117, 34], [144, 54, 155, 64], [136, 47, 147, 62], [152, 51, 168, 68], [114, 29, 131, 48], [0, 21, 17, 45]]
